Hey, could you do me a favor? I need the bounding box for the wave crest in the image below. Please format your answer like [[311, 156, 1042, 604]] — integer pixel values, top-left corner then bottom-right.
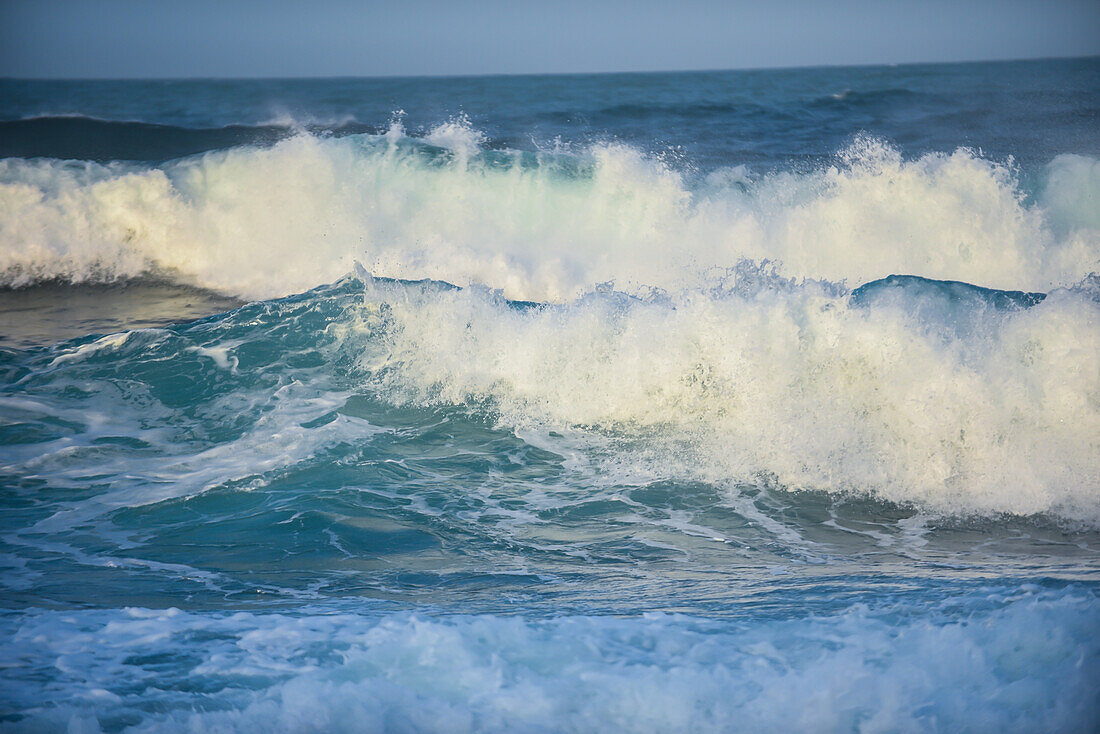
[[1, 126, 1097, 300]]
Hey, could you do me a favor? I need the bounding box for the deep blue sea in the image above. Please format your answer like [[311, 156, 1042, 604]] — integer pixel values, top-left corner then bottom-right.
[[1, 58, 1098, 732]]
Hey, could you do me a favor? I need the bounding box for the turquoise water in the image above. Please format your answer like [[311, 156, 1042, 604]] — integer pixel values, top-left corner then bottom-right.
[[1, 58, 1098, 732]]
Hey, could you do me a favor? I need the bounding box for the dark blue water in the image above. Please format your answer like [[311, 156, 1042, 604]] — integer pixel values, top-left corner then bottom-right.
[[1, 58, 1098, 732], [2, 57, 1097, 168]]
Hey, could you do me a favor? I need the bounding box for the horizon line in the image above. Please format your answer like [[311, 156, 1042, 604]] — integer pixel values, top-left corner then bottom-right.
[[2, 52, 1096, 83]]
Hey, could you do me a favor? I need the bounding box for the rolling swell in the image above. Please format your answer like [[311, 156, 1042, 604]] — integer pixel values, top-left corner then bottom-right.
[[0, 115, 380, 161]]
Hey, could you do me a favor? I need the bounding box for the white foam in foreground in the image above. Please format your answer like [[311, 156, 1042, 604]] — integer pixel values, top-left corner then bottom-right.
[[3, 588, 1097, 733], [1, 125, 1097, 300]]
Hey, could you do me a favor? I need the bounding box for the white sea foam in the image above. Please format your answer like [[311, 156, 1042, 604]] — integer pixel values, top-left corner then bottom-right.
[[348, 274, 1100, 522], [1, 125, 1096, 300], [4, 589, 1097, 733]]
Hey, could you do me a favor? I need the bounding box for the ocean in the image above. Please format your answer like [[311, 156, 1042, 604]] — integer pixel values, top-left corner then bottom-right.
[[0, 57, 1098, 732]]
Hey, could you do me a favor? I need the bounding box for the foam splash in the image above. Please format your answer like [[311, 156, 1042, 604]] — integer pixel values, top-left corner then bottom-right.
[[1, 124, 1097, 300], [4, 588, 1097, 733], [348, 272, 1100, 522]]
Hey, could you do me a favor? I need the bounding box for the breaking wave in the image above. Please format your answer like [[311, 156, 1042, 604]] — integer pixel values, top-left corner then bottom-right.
[[1, 121, 1097, 300], [345, 270, 1100, 522]]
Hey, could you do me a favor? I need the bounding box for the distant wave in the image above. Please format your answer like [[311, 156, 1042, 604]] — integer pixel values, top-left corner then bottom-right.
[[580, 101, 750, 121], [548, 89, 925, 124], [0, 115, 380, 161], [811, 87, 922, 108]]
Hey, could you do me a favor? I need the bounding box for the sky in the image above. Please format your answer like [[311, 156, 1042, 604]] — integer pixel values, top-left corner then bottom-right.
[[1, 0, 1098, 79]]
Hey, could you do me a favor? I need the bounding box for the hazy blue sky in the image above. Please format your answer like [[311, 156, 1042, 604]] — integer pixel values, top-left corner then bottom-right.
[[2, 0, 1098, 78]]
